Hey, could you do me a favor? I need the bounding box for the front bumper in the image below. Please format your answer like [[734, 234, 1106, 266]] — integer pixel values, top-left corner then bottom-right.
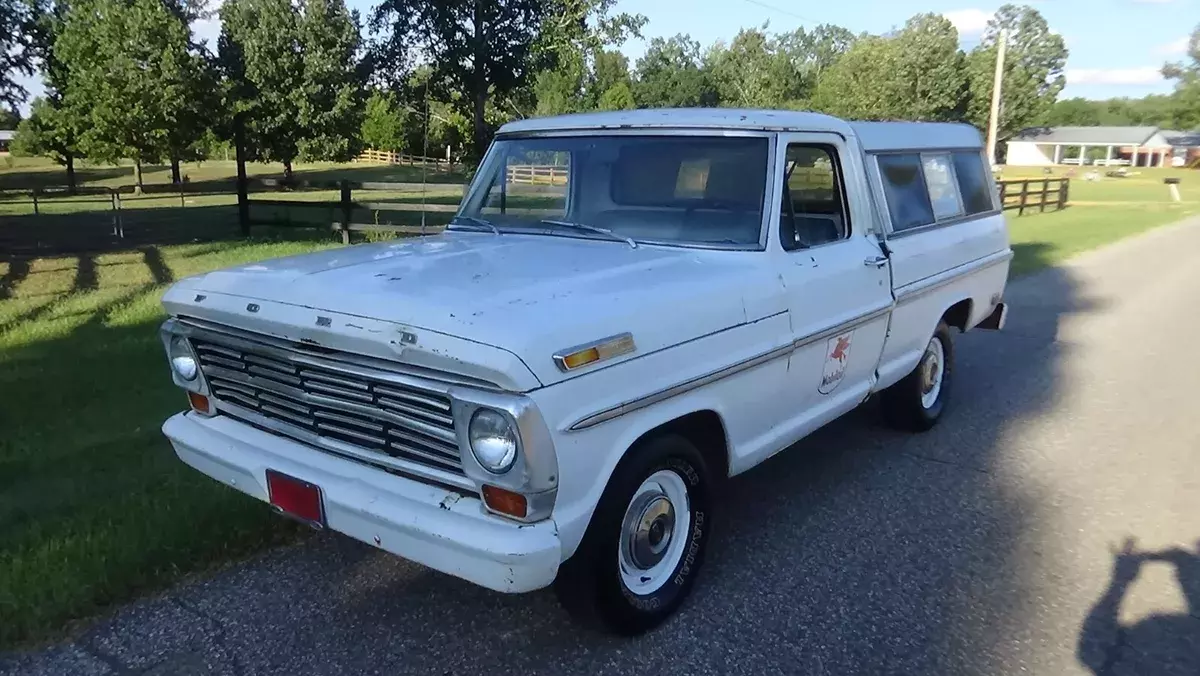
[[162, 412, 562, 593]]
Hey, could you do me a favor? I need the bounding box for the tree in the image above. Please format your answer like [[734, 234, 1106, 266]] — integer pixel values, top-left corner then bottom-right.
[[56, 0, 204, 190], [220, 0, 305, 178], [592, 49, 633, 110], [10, 97, 83, 186], [890, 14, 968, 122], [706, 26, 796, 109], [1, 0, 38, 109], [1163, 24, 1200, 130], [372, 0, 548, 159], [360, 90, 408, 151], [0, 108, 19, 129], [811, 15, 966, 122], [965, 4, 1067, 139], [297, 0, 364, 161], [633, 34, 717, 108], [1042, 98, 1103, 127]]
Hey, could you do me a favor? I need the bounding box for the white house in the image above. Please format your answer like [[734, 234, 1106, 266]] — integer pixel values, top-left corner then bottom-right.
[[1005, 126, 1176, 167]]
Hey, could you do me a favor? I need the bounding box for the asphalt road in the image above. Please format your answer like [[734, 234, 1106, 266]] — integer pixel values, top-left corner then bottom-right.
[[5, 219, 1200, 676]]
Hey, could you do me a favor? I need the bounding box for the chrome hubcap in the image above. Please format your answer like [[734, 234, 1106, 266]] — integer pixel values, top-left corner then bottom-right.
[[618, 469, 691, 595], [920, 336, 945, 409]]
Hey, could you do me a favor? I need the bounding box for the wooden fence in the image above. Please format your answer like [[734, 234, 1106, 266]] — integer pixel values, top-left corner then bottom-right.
[[355, 149, 459, 172], [998, 177, 1070, 216], [505, 164, 568, 186]]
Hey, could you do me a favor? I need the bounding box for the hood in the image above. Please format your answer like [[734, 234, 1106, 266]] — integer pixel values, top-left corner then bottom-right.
[[172, 232, 785, 386]]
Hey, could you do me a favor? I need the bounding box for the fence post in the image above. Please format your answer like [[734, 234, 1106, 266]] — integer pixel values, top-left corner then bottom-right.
[[31, 189, 39, 216], [1040, 178, 1049, 212], [1058, 179, 1069, 210], [998, 181, 1007, 210], [339, 180, 352, 245], [1017, 180, 1029, 216], [113, 189, 124, 239]]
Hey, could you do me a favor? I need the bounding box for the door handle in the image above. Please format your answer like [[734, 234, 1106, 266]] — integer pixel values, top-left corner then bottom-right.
[[864, 255, 888, 268]]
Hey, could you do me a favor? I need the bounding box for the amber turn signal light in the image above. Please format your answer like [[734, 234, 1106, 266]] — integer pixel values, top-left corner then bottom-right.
[[188, 391, 212, 415], [481, 485, 528, 519]]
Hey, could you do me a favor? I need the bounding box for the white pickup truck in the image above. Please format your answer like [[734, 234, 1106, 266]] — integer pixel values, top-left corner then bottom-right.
[[160, 109, 1010, 634]]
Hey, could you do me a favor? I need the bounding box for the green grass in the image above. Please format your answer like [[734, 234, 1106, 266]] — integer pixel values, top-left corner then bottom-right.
[[0, 166, 1196, 650], [998, 165, 1199, 205], [0, 240, 338, 649]]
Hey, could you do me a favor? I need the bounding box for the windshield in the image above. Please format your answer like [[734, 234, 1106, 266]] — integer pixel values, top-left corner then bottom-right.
[[457, 135, 770, 247]]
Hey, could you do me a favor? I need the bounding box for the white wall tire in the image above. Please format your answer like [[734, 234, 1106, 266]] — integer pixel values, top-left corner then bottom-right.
[[881, 320, 954, 432], [554, 434, 712, 635]]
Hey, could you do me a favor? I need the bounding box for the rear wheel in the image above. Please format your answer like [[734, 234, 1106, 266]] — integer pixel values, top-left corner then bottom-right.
[[881, 321, 954, 432], [554, 434, 712, 635]]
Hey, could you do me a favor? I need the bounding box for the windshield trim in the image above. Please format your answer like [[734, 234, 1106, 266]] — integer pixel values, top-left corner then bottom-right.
[[452, 130, 777, 252]]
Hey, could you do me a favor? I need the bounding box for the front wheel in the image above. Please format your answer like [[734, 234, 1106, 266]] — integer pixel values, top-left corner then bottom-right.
[[554, 434, 712, 635], [881, 321, 954, 432]]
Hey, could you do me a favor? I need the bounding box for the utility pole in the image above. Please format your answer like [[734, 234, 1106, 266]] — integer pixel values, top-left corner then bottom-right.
[[985, 29, 1008, 167]]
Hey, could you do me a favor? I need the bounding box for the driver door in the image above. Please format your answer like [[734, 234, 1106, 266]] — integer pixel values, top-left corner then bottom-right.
[[773, 133, 894, 441]]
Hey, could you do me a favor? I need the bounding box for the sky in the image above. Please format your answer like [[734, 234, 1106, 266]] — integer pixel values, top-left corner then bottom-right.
[[9, 0, 1198, 116]]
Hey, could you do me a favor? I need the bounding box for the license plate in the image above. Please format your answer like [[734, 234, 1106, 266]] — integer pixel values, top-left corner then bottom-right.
[[265, 470, 326, 528]]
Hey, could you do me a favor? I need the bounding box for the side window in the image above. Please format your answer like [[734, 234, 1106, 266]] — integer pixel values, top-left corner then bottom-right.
[[481, 149, 569, 219], [779, 144, 849, 250], [952, 151, 995, 214], [922, 153, 964, 221], [877, 154, 934, 231]]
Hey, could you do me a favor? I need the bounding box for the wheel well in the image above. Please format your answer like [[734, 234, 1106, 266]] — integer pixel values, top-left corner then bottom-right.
[[943, 299, 973, 332], [635, 410, 730, 481]]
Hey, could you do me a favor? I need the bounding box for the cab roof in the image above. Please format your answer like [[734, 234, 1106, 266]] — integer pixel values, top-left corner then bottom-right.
[[496, 108, 983, 152]]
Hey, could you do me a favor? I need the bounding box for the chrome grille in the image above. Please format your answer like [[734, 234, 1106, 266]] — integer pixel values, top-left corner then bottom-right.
[[190, 333, 465, 478]]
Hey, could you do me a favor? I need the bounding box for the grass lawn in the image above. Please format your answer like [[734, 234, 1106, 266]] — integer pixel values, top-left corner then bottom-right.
[[0, 166, 1197, 650]]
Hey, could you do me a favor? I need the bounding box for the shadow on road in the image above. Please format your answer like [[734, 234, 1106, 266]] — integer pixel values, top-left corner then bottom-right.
[[1078, 538, 1200, 675], [0, 241, 1116, 675]]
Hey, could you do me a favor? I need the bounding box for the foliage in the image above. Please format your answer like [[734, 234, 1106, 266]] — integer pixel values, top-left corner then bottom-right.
[[812, 15, 966, 122], [55, 0, 207, 188], [0, 108, 20, 129], [296, 0, 364, 161], [633, 34, 717, 108], [1041, 95, 1179, 128], [220, 0, 305, 173], [0, 0, 39, 108], [1162, 23, 1200, 130], [360, 90, 408, 151], [372, 0, 548, 158], [965, 4, 1068, 139]]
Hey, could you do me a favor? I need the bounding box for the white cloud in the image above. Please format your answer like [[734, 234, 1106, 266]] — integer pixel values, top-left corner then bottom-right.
[[943, 9, 993, 37], [1066, 67, 1165, 86], [1157, 36, 1190, 55]]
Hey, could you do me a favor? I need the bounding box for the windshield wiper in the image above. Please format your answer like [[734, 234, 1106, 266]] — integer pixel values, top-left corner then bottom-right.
[[450, 215, 501, 235], [541, 219, 637, 249]]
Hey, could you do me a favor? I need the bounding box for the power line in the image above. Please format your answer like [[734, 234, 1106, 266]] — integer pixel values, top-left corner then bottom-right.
[[738, 0, 822, 24]]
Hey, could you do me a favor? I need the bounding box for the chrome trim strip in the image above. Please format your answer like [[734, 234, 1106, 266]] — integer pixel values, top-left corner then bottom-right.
[[894, 249, 1014, 304], [213, 401, 476, 492], [568, 303, 893, 431], [552, 332, 636, 372]]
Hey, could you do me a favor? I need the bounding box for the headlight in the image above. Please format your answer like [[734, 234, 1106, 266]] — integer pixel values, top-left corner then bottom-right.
[[169, 336, 198, 381], [468, 408, 518, 474]]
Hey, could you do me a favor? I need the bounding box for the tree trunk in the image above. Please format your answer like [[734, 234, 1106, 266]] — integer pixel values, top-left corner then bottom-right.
[[133, 160, 144, 195], [171, 157, 182, 185], [283, 160, 294, 182], [470, 0, 488, 161], [65, 154, 77, 194]]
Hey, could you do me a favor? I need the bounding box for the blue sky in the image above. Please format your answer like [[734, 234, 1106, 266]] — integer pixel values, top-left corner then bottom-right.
[[11, 0, 1197, 115]]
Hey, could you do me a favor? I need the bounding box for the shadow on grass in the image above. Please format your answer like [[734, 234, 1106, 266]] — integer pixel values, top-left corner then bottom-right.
[[0, 166, 132, 192]]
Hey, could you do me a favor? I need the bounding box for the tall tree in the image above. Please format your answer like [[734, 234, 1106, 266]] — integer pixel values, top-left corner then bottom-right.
[[633, 34, 717, 108], [219, 0, 304, 178], [0, 108, 19, 129], [706, 26, 796, 109], [592, 49, 633, 110], [372, 0, 547, 159], [297, 0, 364, 161], [965, 4, 1067, 138], [17, 0, 84, 190], [811, 15, 966, 122], [56, 0, 204, 190], [1162, 24, 1200, 130]]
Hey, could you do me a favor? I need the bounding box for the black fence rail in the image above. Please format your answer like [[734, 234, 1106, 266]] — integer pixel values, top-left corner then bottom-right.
[[998, 177, 1070, 215], [244, 178, 466, 243]]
